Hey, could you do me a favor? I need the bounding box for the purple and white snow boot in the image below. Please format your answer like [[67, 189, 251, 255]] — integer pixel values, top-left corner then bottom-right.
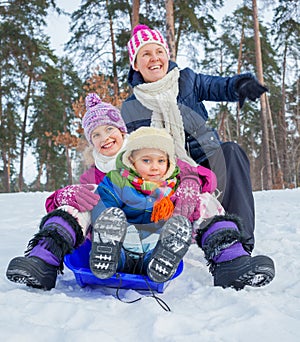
[[6, 209, 84, 290]]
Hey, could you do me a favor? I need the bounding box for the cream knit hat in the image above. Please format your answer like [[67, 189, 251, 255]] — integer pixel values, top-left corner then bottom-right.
[[122, 127, 176, 179]]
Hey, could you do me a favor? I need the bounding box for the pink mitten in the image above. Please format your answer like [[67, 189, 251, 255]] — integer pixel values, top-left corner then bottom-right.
[[172, 159, 218, 221], [172, 174, 202, 221], [55, 184, 100, 212]]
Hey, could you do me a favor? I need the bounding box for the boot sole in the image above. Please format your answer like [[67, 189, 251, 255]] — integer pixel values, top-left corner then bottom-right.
[[89, 208, 127, 279], [214, 255, 275, 290], [147, 215, 192, 283], [236, 255, 275, 288], [6, 257, 57, 290]]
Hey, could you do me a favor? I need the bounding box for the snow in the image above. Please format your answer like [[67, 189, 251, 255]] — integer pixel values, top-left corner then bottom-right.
[[0, 189, 300, 341]]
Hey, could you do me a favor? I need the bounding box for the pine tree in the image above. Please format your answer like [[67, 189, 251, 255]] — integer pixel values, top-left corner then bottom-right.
[[0, 0, 57, 192], [271, 0, 300, 186], [29, 59, 83, 191]]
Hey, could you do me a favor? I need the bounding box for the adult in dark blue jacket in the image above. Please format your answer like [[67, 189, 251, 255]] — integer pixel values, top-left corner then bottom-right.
[[121, 24, 268, 254]]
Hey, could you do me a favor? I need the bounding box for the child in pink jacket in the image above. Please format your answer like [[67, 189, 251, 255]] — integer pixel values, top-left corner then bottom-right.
[[6, 93, 128, 290]]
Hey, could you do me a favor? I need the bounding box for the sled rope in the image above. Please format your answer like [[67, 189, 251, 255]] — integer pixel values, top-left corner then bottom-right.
[[115, 273, 171, 312]]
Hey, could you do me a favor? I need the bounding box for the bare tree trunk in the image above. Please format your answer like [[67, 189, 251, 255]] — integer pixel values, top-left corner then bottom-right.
[[1, 150, 10, 192], [36, 162, 44, 191], [0, 67, 3, 126], [106, 0, 119, 96], [218, 44, 228, 141], [280, 40, 288, 177], [0, 63, 10, 192], [62, 117, 72, 185], [296, 74, 300, 133], [7, 154, 11, 192], [45, 139, 54, 191], [236, 24, 245, 143], [131, 0, 140, 29], [175, 16, 183, 57], [165, 0, 176, 61], [18, 73, 32, 191], [266, 96, 284, 188], [65, 147, 72, 184], [250, 128, 256, 188], [252, 0, 272, 189], [218, 108, 227, 141]]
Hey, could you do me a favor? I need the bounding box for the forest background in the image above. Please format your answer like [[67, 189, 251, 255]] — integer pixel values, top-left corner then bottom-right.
[[0, 0, 299, 193]]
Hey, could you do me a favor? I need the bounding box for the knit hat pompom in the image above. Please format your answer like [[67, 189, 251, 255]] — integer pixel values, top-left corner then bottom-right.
[[85, 93, 101, 109], [127, 24, 170, 67], [122, 126, 176, 180], [132, 24, 149, 35], [82, 93, 127, 145]]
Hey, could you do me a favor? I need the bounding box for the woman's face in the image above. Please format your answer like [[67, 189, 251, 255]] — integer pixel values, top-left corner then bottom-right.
[[91, 125, 124, 157], [134, 43, 169, 83], [130, 148, 169, 181]]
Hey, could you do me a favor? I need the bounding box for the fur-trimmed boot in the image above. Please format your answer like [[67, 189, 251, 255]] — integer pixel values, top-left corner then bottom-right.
[[196, 215, 275, 290], [6, 209, 84, 290]]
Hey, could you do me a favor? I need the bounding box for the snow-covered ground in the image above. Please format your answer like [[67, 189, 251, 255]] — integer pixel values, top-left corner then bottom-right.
[[1, 189, 299, 341]]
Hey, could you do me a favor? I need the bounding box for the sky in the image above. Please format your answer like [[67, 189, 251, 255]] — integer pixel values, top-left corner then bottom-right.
[[45, 0, 244, 56], [45, 0, 82, 56], [0, 188, 299, 341]]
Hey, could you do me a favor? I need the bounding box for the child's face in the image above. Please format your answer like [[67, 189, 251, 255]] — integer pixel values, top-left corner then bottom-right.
[[130, 148, 169, 181], [134, 43, 169, 83], [91, 125, 124, 157]]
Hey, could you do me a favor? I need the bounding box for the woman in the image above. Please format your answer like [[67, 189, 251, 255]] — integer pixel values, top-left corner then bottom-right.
[[121, 24, 268, 254], [120, 24, 274, 290]]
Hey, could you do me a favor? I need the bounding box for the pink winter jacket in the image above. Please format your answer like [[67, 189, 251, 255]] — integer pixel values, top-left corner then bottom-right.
[[45, 165, 106, 213]]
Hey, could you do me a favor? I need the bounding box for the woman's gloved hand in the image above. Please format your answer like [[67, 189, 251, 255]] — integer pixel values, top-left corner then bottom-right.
[[236, 77, 268, 108]]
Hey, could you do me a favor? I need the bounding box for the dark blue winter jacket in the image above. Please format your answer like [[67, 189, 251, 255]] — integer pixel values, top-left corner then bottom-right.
[[121, 61, 254, 163]]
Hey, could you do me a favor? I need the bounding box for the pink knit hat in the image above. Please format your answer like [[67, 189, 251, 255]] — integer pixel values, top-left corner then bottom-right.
[[82, 93, 127, 144], [127, 24, 170, 67]]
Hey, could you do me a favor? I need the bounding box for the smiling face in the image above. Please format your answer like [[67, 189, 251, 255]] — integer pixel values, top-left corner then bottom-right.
[[134, 43, 169, 83], [91, 125, 124, 157], [130, 148, 169, 181]]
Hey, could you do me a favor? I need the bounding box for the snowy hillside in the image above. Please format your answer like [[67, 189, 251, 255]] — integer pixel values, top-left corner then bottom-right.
[[0, 189, 299, 341]]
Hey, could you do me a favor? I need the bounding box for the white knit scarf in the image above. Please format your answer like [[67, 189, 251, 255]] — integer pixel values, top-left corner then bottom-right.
[[133, 68, 197, 166], [93, 136, 127, 173]]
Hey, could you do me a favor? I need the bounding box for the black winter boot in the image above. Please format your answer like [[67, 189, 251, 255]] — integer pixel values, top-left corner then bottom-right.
[[6, 256, 58, 290], [6, 210, 84, 290], [213, 255, 275, 290]]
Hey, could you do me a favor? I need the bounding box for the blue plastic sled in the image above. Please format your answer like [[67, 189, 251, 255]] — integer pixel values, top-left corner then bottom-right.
[[64, 239, 184, 293]]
